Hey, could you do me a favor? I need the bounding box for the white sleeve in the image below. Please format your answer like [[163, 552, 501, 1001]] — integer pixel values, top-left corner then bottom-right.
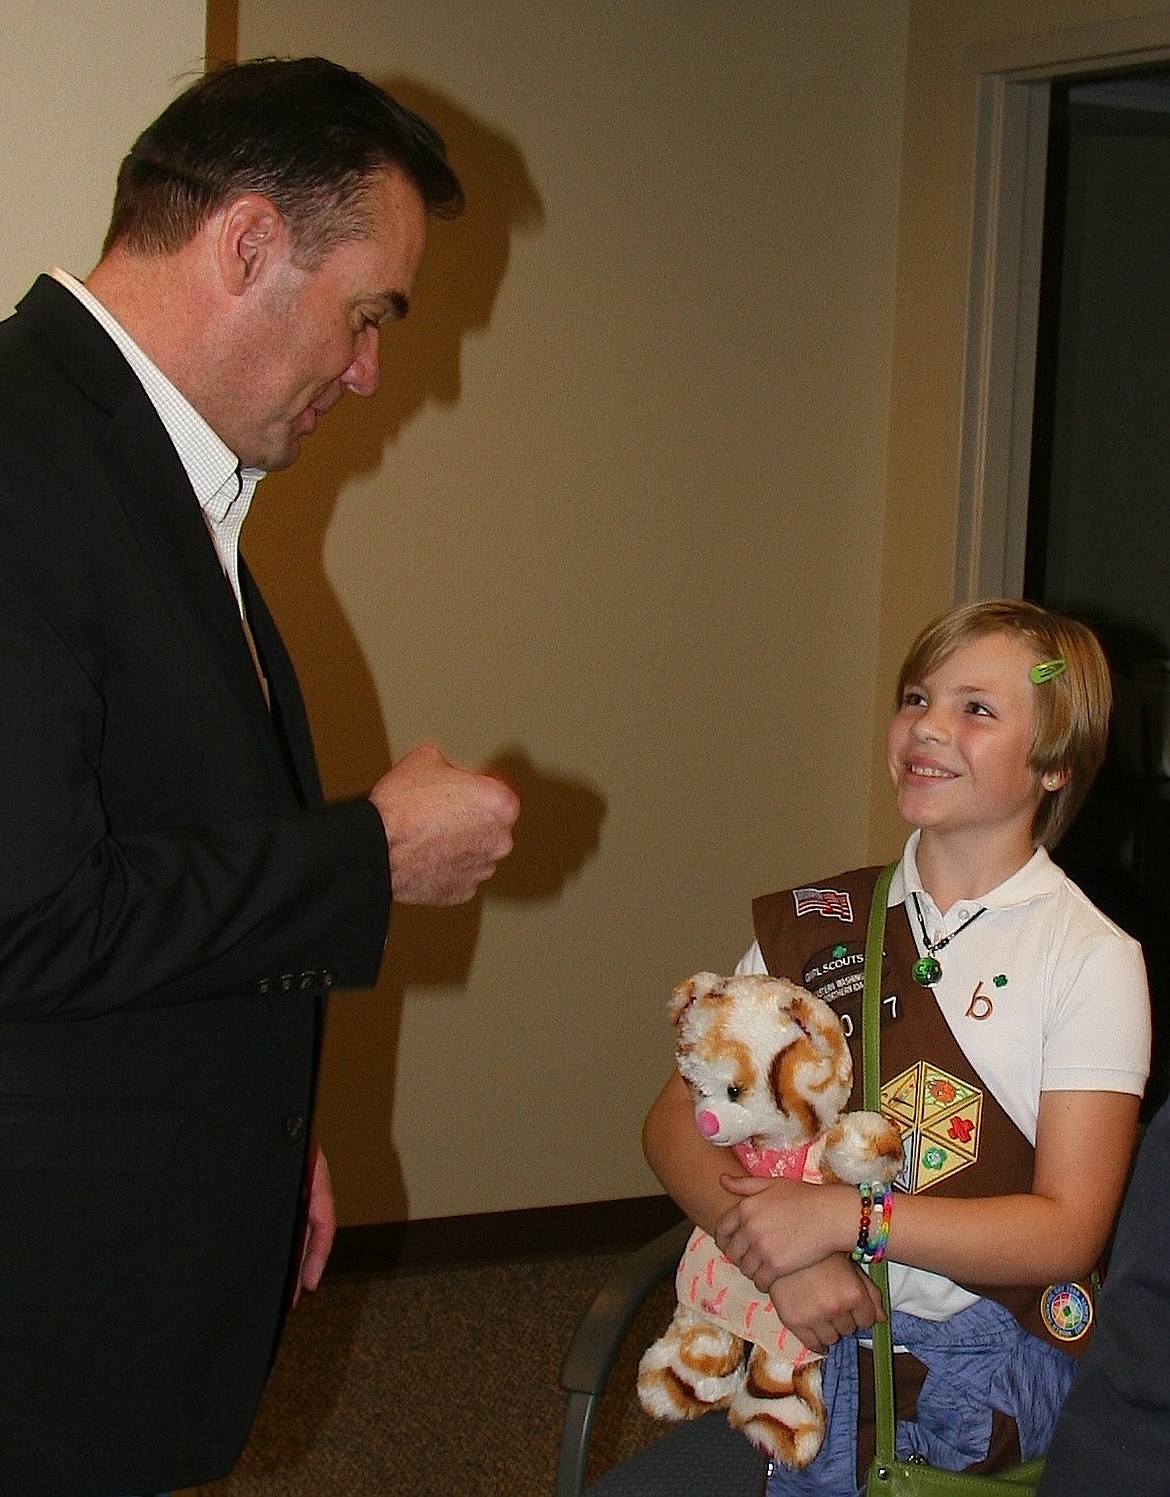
[[734, 939, 768, 976], [1042, 926, 1151, 1096]]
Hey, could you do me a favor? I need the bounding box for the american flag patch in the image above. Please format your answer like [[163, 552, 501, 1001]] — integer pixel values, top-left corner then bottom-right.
[[792, 886, 854, 922]]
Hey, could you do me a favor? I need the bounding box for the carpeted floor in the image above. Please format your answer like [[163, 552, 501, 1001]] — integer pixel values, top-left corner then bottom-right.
[[179, 1251, 677, 1496]]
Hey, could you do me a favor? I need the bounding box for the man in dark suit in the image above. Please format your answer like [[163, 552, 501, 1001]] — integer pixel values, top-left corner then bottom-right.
[[0, 57, 518, 1495]]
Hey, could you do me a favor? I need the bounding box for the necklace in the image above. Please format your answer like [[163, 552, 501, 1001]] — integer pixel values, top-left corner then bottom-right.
[[910, 892, 986, 986]]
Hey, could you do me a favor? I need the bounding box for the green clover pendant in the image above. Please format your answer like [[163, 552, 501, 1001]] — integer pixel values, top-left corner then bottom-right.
[[912, 955, 943, 986]]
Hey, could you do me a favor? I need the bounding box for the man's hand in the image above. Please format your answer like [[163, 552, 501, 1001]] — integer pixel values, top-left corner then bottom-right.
[[369, 742, 520, 904], [295, 1145, 335, 1304]]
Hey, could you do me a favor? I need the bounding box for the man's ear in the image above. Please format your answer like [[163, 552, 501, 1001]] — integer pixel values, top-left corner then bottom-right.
[[214, 194, 289, 295]]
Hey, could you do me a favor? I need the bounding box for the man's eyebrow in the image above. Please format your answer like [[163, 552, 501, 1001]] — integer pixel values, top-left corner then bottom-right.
[[380, 291, 410, 322]]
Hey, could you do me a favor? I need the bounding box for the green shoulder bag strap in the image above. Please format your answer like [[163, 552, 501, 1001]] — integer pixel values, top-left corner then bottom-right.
[[862, 861, 899, 1470], [861, 864, 1046, 1492]]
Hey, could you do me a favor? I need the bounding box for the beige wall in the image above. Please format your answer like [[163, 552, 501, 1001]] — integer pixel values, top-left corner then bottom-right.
[[234, 1, 909, 1222], [7, 0, 1166, 1228], [0, 2, 206, 311]]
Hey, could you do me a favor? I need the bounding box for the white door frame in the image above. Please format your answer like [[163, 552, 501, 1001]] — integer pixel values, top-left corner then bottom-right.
[[955, 14, 1170, 602]]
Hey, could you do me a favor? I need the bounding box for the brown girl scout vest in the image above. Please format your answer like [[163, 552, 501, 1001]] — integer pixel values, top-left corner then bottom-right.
[[752, 863, 1095, 1357]]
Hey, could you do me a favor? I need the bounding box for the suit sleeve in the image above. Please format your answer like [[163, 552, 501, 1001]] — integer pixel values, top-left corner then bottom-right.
[[0, 561, 390, 1022], [1037, 1097, 1170, 1496]]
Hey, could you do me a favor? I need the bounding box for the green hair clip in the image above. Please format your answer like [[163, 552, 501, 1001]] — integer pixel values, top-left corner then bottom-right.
[[1030, 658, 1067, 685]]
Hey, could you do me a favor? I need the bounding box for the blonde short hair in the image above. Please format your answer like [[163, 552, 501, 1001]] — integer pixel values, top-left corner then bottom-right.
[[895, 599, 1112, 848]]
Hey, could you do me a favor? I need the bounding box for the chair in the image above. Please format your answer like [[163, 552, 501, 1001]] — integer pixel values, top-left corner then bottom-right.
[[556, 1219, 769, 1496]]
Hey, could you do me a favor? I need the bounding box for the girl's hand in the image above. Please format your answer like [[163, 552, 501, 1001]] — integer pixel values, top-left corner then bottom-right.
[[765, 1256, 885, 1353], [715, 1174, 854, 1286]]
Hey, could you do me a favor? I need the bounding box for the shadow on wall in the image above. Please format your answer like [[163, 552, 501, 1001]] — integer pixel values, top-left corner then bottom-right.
[[383, 748, 608, 987], [311, 747, 606, 1223], [246, 80, 545, 806], [241, 83, 599, 1221]]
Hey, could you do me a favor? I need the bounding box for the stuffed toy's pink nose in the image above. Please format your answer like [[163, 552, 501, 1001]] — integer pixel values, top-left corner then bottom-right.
[[697, 1109, 720, 1137]]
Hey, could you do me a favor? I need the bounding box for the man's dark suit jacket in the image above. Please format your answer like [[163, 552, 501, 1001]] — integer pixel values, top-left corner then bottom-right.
[[0, 276, 390, 1494]]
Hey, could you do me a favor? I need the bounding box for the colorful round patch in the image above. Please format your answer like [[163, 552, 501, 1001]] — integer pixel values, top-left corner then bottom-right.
[[1040, 1282, 1093, 1341]]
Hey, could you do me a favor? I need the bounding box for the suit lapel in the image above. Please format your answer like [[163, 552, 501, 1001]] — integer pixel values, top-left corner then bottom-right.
[[18, 276, 308, 805], [241, 563, 324, 809]]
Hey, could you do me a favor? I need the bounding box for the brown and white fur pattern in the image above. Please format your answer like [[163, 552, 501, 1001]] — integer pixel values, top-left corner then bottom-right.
[[637, 972, 903, 1469]]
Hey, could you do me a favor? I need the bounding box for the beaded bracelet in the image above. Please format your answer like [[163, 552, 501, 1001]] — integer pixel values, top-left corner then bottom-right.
[[850, 1181, 892, 1264]]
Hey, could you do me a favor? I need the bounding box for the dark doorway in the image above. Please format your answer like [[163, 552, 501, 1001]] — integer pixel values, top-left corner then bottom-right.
[[1028, 69, 1170, 1112]]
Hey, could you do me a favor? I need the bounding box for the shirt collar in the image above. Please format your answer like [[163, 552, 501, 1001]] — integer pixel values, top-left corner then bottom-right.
[[892, 828, 1061, 914], [50, 268, 264, 517]]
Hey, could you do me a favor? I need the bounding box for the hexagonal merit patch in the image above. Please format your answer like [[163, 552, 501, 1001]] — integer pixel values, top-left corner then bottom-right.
[[881, 1062, 982, 1193]]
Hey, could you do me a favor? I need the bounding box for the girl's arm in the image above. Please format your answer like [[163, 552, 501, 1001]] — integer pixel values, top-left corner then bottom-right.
[[717, 1088, 1140, 1289]]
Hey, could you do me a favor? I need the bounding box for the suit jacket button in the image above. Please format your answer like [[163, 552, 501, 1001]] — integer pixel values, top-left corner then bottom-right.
[[285, 1115, 306, 1143]]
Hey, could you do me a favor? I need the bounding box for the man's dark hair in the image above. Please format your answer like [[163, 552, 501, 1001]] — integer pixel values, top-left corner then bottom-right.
[[103, 56, 464, 264]]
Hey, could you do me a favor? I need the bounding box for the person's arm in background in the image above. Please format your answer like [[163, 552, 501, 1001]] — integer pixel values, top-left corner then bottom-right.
[[1036, 1097, 1170, 1497]]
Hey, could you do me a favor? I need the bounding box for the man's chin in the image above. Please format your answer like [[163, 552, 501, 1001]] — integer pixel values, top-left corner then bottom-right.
[[244, 431, 302, 472], [267, 438, 301, 471], [276, 412, 322, 468]]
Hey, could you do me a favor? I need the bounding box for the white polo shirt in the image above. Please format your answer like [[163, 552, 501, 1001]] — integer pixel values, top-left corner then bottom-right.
[[736, 832, 1150, 1139], [734, 833, 1151, 1318]]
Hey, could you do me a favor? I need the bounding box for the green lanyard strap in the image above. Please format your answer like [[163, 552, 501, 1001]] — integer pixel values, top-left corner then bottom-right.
[[863, 861, 898, 1467]]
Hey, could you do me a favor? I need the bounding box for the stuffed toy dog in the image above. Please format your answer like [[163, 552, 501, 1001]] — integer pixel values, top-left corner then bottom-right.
[[637, 971, 903, 1468]]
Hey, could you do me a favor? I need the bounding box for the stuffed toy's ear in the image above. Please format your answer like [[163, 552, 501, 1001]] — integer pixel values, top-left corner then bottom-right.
[[795, 990, 852, 1073], [769, 989, 853, 1134], [670, 971, 724, 1027]]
